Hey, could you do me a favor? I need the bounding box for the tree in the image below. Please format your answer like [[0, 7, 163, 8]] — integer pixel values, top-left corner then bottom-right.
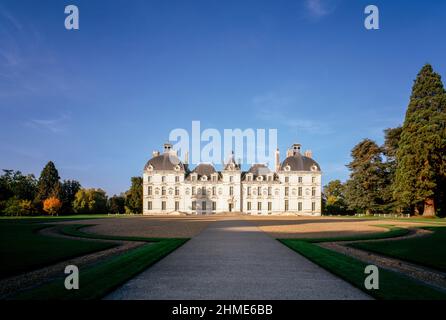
[[323, 180, 350, 215], [109, 195, 125, 214], [381, 127, 403, 213], [73, 188, 108, 214], [35, 162, 61, 204], [60, 180, 81, 214], [125, 177, 143, 214], [344, 139, 387, 214], [394, 64, 446, 216], [0, 170, 37, 201], [2, 197, 35, 216], [43, 197, 62, 216]]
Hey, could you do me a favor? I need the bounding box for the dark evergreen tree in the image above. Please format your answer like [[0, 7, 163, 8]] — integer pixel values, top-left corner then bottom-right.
[[394, 64, 446, 216], [381, 127, 403, 212], [344, 139, 387, 214], [60, 180, 81, 214], [125, 177, 143, 214], [35, 161, 61, 204]]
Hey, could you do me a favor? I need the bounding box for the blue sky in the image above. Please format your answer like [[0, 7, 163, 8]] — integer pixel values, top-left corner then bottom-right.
[[1, 0, 445, 195]]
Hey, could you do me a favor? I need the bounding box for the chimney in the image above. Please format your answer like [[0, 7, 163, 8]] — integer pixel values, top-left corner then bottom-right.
[[304, 150, 313, 158], [163, 142, 172, 153], [286, 149, 293, 157], [291, 143, 301, 156], [184, 150, 189, 164], [275, 148, 280, 172], [152, 150, 160, 157]]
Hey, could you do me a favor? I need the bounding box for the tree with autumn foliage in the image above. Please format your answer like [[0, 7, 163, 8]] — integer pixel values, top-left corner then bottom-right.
[[43, 197, 62, 216]]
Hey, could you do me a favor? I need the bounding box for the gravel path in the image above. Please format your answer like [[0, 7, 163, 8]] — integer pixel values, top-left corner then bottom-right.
[[106, 219, 371, 300], [319, 228, 446, 292]]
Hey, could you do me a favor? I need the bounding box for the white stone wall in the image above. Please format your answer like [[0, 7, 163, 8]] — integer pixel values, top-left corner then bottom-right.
[[143, 169, 321, 216]]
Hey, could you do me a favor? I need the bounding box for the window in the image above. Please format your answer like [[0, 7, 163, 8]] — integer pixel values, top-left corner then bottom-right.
[[175, 176, 180, 183], [285, 177, 289, 183], [202, 201, 206, 210], [312, 176, 316, 183], [148, 201, 152, 210], [192, 201, 196, 210], [247, 202, 251, 211], [258, 202, 262, 211], [212, 202, 216, 211], [312, 187, 316, 197], [212, 186, 216, 196], [268, 187, 272, 196], [229, 176, 234, 183], [162, 187, 166, 196], [192, 187, 196, 195], [148, 186, 152, 195], [202, 186, 206, 195], [147, 176, 151, 183], [258, 186, 261, 195], [312, 202, 316, 211], [298, 176, 302, 183], [175, 187, 179, 196], [175, 201, 179, 211], [298, 202, 302, 211], [212, 175, 217, 182], [285, 187, 289, 196], [162, 176, 166, 183], [192, 176, 196, 182], [247, 187, 251, 196], [230, 186, 234, 196], [162, 201, 166, 210], [268, 202, 272, 211], [298, 187, 302, 197], [285, 200, 289, 211]]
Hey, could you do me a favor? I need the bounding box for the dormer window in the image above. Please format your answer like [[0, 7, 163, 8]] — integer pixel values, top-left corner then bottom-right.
[[311, 165, 318, 172], [257, 176, 263, 182], [147, 165, 154, 171], [284, 165, 291, 172], [201, 175, 208, 182], [174, 165, 181, 171]]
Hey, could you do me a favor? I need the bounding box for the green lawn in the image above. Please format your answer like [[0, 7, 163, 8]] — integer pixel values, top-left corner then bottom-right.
[[349, 226, 446, 272], [11, 238, 188, 300], [299, 225, 410, 243], [0, 222, 117, 279], [280, 239, 446, 300]]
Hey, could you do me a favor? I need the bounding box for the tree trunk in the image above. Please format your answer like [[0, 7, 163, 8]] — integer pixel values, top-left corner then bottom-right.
[[423, 198, 436, 217]]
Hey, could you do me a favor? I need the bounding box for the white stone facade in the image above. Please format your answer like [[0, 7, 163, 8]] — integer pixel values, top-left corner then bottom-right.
[[143, 143, 322, 216]]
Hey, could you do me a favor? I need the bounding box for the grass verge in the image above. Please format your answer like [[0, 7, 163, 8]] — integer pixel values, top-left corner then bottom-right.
[[0, 222, 116, 279], [280, 239, 446, 300], [349, 226, 446, 272], [11, 238, 188, 300]]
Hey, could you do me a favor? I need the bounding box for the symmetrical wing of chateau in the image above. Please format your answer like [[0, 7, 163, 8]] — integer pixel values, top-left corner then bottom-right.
[[143, 143, 322, 215]]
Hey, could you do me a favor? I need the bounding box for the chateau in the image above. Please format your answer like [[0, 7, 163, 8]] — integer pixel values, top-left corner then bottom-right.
[[143, 143, 322, 215]]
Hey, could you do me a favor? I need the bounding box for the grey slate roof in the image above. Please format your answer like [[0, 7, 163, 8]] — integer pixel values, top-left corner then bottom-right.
[[192, 163, 216, 177], [144, 153, 185, 171], [280, 154, 321, 172]]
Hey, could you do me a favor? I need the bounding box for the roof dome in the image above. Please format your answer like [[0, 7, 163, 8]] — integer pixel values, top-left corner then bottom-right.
[[144, 153, 185, 171], [248, 164, 271, 177], [192, 163, 216, 177], [280, 154, 321, 172]]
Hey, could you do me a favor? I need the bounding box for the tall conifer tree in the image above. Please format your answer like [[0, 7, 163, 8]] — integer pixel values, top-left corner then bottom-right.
[[394, 64, 446, 216]]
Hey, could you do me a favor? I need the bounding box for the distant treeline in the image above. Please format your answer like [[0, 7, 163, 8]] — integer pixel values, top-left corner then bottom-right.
[[323, 64, 446, 217], [0, 162, 143, 216]]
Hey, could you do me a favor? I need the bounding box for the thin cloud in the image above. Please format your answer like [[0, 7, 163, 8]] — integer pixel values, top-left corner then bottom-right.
[[305, 0, 335, 18], [25, 114, 71, 133]]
